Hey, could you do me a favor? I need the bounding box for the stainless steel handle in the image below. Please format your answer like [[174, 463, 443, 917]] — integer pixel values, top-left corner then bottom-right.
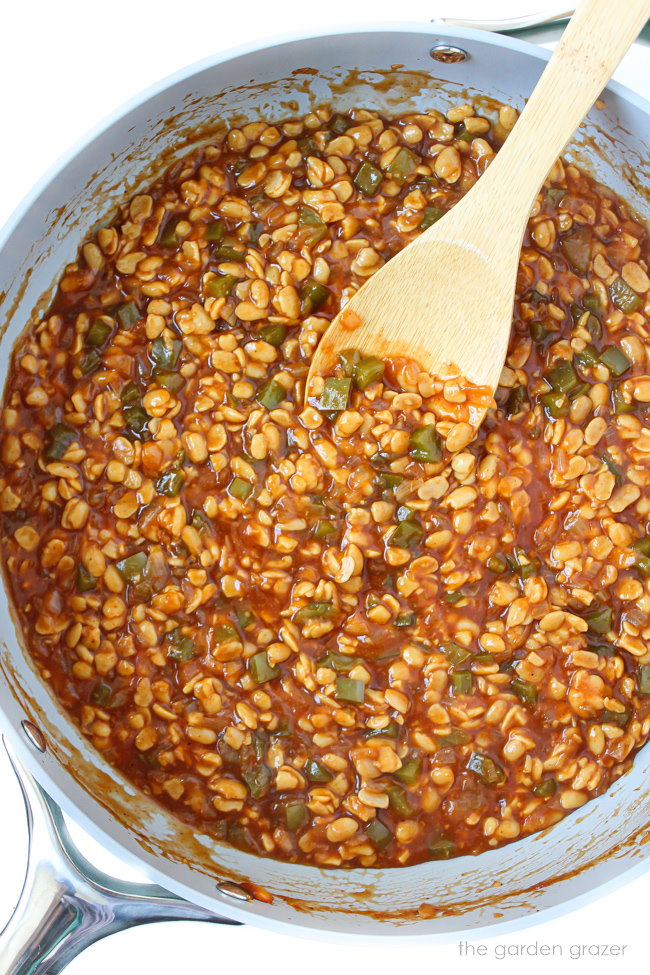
[[439, 7, 575, 30], [0, 741, 238, 975]]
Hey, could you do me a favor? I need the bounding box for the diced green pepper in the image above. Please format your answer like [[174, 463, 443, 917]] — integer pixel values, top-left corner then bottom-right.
[[440, 642, 472, 667], [190, 508, 211, 534], [386, 147, 418, 183], [445, 590, 464, 605], [394, 611, 416, 627], [297, 135, 318, 158], [505, 385, 529, 417], [335, 677, 365, 703], [409, 424, 442, 462], [394, 758, 421, 785], [486, 554, 508, 574], [365, 818, 393, 850], [354, 160, 383, 196], [248, 221, 263, 244], [233, 604, 253, 629], [546, 359, 578, 394], [529, 319, 548, 344], [365, 721, 400, 740], [212, 243, 246, 261], [120, 381, 141, 407], [286, 801, 308, 832], [611, 384, 636, 414], [295, 601, 334, 623], [115, 300, 141, 330], [637, 666, 650, 695], [260, 323, 286, 347], [329, 113, 351, 134], [632, 537, 650, 557], [574, 344, 599, 369], [116, 551, 148, 582], [207, 274, 239, 299], [609, 277, 642, 313], [90, 681, 112, 706], [317, 651, 361, 674], [44, 423, 77, 462], [391, 519, 422, 549], [511, 678, 538, 707], [584, 293, 602, 315], [439, 730, 470, 747], [377, 472, 404, 494], [428, 837, 456, 860], [86, 319, 112, 348], [156, 471, 185, 496], [338, 348, 361, 377], [300, 278, 330, 315], [213, 624, 238, 644], [242, 764, 272, 799], [589, 641, 616, 657], [153, 369, 184, 394], [386, 785, 414, 817], [546, 188, 566, 205], [79, 349, 102, 375], [420, 205, 445, 230], [150, 336, 181, 370], [167, 628, 196, 661], [541, 391, 570, 419], [602, 707, 630, 728], [451, 671, 472, 696], [584, 604, 613, 634], [467, 751, 505, 787], [77, 565, 97, 593], [533, 778, 557, 798], [158, 216, 181, 247], [228, 477, 253, 501], [257, 379, 286, 410], [249, 650, 280, 684], [513, 547, 536, 579], [305, 758, 332, 782], [599, 346, 631, 377], [204, 219, 225, 242], [585, 314, 602, 340], [635, 554, 650, 578], [354, 356, 385, 390], [123, 405, 150, 438], [319, 377, 351, 411], [298, 206, 327, 245], [559, 225, 591, 274], [313, 520, 337, 539]]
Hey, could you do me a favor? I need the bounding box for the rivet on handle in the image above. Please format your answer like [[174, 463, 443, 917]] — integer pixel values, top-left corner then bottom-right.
[[429, 44, 469, 63], [217, 881, 253, 902], [21, 720, 46, 753]]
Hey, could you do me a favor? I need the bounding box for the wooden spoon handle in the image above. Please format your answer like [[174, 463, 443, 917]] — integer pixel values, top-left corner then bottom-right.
[[466, 0, 650, 239]]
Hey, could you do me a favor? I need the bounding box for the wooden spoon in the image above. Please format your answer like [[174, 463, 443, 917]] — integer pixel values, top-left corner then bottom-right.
[[307, 0, 650, 402]]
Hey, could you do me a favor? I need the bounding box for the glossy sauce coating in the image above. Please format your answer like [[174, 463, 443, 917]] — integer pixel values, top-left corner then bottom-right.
[[2, 103, 650, 868]]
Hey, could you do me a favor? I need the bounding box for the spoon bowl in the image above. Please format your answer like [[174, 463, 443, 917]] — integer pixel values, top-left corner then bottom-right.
[[307, 0, 650, 402]]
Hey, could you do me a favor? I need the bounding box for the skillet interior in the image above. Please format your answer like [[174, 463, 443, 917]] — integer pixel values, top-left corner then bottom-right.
[[0, 25, 649, 936]]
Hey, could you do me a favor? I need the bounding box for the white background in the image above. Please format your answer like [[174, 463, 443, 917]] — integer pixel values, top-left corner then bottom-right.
[[1, 2, 649, 972]]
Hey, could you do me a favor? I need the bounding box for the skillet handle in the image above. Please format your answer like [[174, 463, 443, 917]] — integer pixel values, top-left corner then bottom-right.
[[0, 742, 239, 975]]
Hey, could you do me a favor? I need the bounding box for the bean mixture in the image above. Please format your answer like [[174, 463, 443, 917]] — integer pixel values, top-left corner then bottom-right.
[[2, 102, 650, 869]]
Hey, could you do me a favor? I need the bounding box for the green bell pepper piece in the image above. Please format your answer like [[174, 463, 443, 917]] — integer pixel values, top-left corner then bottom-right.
[[86, 319, 112, 348], [354, 160, 383, 196], [257, 379, 286, 410], [319, 377, 351, 411], [249, 651, 280, 683], [409, 424, 442, 462]]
